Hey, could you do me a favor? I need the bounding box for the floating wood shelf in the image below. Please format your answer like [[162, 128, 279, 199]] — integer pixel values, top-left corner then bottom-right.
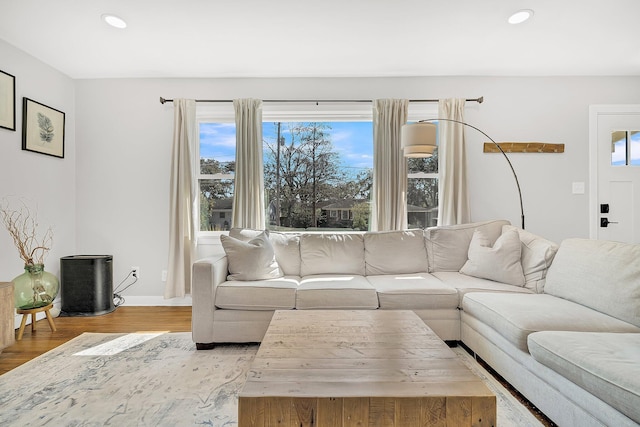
[[483, 142, 565, 153]]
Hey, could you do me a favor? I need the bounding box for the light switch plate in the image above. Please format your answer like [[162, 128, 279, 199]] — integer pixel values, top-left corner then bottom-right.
[[572, 182, 585, 194]]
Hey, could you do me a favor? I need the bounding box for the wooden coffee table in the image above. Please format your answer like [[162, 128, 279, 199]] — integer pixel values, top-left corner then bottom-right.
[[238, 310, 495, 427]]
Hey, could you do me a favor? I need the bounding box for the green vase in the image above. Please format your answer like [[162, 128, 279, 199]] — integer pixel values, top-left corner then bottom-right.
[[12, 264, 60, 310]]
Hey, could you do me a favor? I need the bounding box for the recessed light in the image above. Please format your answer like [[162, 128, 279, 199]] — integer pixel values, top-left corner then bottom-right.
[[508, 9, 534, 25], [101, 14, 127, 29]]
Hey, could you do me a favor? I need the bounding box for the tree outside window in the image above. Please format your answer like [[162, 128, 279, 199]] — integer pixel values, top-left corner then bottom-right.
[[263, 122, 372, 231]]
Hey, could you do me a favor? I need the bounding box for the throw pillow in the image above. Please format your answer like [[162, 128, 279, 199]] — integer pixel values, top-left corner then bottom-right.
[[460, 228, 525, 286], [425, 220, 511, 272], [220, 231, 283, 281], [502, 224, 559, 293], [229, 228, 301, 276]]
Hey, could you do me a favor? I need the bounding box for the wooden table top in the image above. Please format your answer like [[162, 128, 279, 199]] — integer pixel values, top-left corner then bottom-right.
[[240, 310, 493, 399]]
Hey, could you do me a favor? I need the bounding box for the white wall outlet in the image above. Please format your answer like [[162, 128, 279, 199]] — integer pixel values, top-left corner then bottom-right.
[[572, 182, 585, 194], [161, 270, 167, 282], [131, 266, 140, 278]]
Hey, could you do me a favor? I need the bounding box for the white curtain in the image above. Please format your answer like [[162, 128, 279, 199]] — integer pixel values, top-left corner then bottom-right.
[[232, 99, 265, 229], [371, 99, 409, 231], [437, 98, 471, 225], [165, 99, 198, 299]]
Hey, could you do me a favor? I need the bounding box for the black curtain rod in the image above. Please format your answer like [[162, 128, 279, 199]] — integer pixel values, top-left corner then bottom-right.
[[159, 96, 484, 105]]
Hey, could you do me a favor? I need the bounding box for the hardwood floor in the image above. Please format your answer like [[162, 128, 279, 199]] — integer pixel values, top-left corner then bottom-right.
[[0, 306, 191, 375]]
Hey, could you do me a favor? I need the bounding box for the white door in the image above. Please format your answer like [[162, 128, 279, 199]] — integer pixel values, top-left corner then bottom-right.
[[589, 105, 640, 243]]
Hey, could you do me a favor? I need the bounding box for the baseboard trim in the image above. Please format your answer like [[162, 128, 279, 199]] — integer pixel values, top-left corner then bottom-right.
[[118, 296, 193, 307]]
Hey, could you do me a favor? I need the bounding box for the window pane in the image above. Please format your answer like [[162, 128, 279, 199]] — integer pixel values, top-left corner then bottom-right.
[[408, 149, 438, 174], [199, 179, 233, 231], [200, 123, 236, 174], [611, 130, 640, 166], [263, 122, 372, 231], [199, 121, 235, 232], [631, 131, 640, 166], [611, 131, 626, 166], [407, 177, 438, 228], [407, 147, 438, 228], [200, 158, 235, 175]]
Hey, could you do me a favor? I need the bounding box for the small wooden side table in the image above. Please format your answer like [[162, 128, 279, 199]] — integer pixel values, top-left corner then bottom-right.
[[0, 282, 15, 352], [16, 303, 57, 340]]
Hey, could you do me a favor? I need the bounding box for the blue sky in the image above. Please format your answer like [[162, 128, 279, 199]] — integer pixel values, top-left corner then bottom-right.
[[199, 122, 236, 163], [199, 122, 374, 171]]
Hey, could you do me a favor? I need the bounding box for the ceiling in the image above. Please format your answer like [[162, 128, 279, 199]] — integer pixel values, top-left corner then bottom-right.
[[1, 0, 639, 79]]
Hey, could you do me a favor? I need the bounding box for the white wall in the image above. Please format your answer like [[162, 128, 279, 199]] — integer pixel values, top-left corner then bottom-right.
[[0, 40, 76, 310], [2, 36, 638, 304], [73, 75, 640, 301]]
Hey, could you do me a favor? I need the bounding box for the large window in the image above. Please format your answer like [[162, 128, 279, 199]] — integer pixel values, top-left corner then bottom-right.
[[197, 103, 439, 234], [263, 121, 372, 231]]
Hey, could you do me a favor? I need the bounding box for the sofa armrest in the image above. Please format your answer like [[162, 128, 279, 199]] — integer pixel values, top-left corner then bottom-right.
[[191, 254, 228, 345]]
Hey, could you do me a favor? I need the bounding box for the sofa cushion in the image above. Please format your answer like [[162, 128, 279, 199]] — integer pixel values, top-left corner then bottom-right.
[[300, 233, 365, 276], [433, 271, 533, 305], [296, 275, 378, 309], [220, 231, 283, 281], [544, 238, 640, 327], [215, 276, 299, 310], [528, 331, 640, 423], [229, 228, 301, 276], [364, 230, 428, 275], [502, 225, 559, 293], [462, 292, 640, 352], [460, 228, 525, 286], [425, 220, 510, 272], [367, 273, 458, 309]]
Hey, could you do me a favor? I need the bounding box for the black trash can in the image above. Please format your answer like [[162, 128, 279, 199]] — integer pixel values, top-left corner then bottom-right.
[[60, 255, 114, 316]]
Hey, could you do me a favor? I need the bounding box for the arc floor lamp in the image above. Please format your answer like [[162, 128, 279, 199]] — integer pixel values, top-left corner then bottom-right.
[[401, 119, 525, 229]]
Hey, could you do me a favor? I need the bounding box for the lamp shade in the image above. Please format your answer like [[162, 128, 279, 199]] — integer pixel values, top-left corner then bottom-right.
[[401, 122, 437, 158]]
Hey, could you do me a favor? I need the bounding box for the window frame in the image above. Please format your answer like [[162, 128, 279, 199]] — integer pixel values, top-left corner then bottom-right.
[[195, 101, 438, 242]]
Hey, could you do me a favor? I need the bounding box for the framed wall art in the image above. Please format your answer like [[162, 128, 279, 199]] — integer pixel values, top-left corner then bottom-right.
[[0, 69, 16, 131], [22, 97, 65, 158]]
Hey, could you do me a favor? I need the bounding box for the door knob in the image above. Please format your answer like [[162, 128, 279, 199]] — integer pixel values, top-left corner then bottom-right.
[[600, 218, 619, 227]]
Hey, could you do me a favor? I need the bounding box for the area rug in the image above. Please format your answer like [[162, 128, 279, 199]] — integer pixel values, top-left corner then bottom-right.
[[0, 332, 543, 426]]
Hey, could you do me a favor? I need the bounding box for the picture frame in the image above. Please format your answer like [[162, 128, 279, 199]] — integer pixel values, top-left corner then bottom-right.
[[22, 97, 65, 158], [0, 69, 16, 131]]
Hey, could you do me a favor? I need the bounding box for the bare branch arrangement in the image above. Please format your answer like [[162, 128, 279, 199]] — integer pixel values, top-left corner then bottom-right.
[[0, 198, 53, 266]]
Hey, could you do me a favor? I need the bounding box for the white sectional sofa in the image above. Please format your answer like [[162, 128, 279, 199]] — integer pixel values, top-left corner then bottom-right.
[[190, 219, 640, 426], [192, 219, 530, 344], [462, 237, 640, 427]]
